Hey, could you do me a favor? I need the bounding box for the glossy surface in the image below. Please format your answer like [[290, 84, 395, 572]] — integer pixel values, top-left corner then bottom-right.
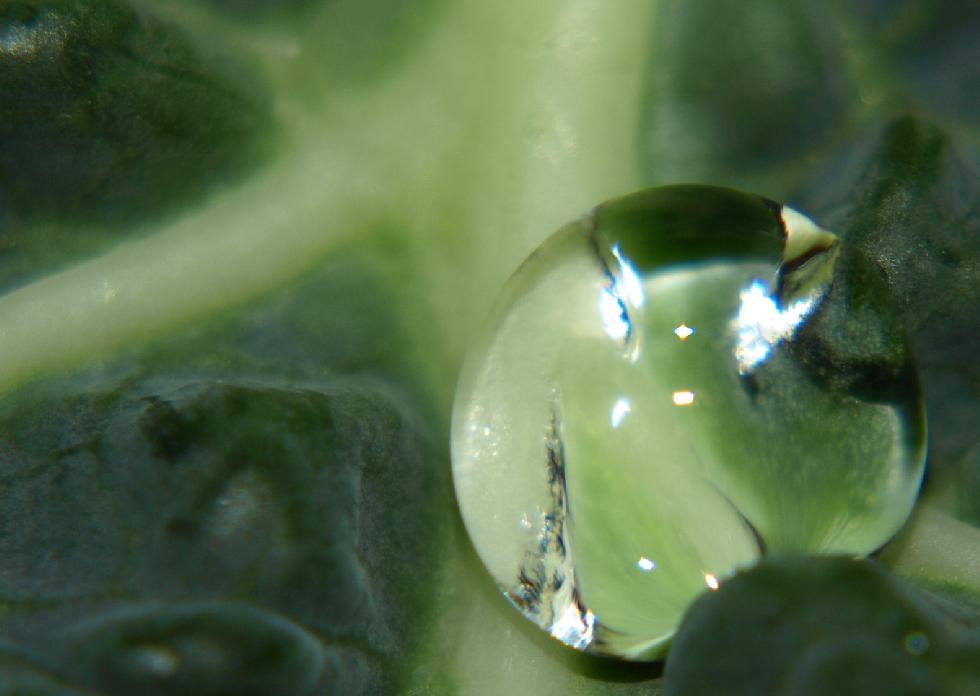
[[451, 185, 926, 660]]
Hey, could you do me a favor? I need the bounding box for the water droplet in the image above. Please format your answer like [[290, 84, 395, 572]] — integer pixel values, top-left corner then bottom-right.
[[451, 185, 926, 660]]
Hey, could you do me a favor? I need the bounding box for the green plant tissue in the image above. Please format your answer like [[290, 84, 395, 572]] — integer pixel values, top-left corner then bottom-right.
[[0, 0, 977, 694]]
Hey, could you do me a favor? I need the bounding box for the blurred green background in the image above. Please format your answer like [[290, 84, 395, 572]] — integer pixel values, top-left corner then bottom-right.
[[0, 0, 977, 693]]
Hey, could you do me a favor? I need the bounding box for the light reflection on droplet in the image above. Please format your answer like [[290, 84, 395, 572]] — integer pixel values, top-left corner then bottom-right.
[[610, 398, 631, 428], [704, 573, 720, 590], [549, 603, 596, 650], [674, 324, 695, 340], [637, 557, 656, 572], [732, 279, 818, 373], [599, 288, 630, 340], [610, 244, 645, 308], [672, 390, 695, 406], [598, 244, 645, 345]]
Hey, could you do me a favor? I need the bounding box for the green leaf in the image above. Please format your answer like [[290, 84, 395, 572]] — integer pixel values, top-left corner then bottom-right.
[[800, 115, 980, 527], [663, 556, 980, 696], [0, 257, 443, 694], [0, 0, 975, 693], [0, 0, 270, 289], [640, 0, 980, 541], [66, 603, 326, 695], [643, 1, 850, 192]]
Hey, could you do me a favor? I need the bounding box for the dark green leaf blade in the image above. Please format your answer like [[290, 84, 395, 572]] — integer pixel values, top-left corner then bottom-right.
[[663, 556, 980, 696], [800, 115, 980, 527], [0, 255, 445, 695], [642, 1, 850, 195], [0, 0, 271, 289]]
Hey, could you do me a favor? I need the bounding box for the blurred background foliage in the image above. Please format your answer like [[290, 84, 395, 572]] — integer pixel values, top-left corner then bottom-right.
[[0, 0, 977, 694]]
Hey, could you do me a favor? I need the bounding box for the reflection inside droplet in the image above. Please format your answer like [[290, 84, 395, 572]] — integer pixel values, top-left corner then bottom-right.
[[672, 390, 695, 406], [610, 398, 631, 428], [732, 279, 818, 373], [704, 573, 720, 590], [637, 557, 656, 572], [549, 603, 596, 650], [599, 286, 630, 341], [611, 244, 645, 308], [674, 324, 695, 340]]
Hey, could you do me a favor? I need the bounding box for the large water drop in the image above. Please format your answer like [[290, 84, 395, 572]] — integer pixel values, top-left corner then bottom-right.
[[451, 185, 926, 660]]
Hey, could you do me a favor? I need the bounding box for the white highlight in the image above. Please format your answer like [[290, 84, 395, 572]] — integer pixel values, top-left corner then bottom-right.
[[611, 244, 644, 307], [637, 557, 656, 571], [672, 390, 695, 406], [733, 279, 817, 372], [550, 604, 596, 650], [610, 398, 631, 428], [674, 323, 694, 340], [598, 244, 645, 342], [599, 288, 629, 340], [704, 573, 720, 590]]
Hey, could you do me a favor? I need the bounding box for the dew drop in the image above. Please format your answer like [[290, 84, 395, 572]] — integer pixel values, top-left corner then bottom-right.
[[451, 185, 926, 660]]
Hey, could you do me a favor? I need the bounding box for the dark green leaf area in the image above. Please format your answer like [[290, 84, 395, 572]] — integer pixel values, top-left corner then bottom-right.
[[205, 0, 322, 15], [212, 249, 419, 380], [643, 1, 847, 187], [663, 556, 980, 696], [66, 603, 325, 695], [800, 116, 980, 525], [643, 1, 980, 200], [0, 373, 439, 695], [792, 244, 918, 407], [0, 0, 269, 228], [854, 1, 980, 124], [127, 246, 428, 389], [0, 657, 85, 695]]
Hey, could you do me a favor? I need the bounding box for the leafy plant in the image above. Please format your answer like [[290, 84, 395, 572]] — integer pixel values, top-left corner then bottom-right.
[[0, 0, 977, 694]]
